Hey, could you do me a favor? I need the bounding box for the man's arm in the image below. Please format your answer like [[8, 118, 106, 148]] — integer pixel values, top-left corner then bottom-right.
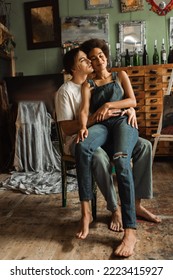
[[60, 114, 96, 136]]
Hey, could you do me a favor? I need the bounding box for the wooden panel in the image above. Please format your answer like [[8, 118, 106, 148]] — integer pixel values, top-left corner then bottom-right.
[[134, 91, 145, 98], [146, 119, 160, 127], [145, 104, 162, 112], [145, 90, 163, 98], [146, 112, 161, 120], [135, 105, 145, 113], [137, 119, 146, 127], [162, 64, 173, 74], [145, 66, 162, 76], [162, 75, 171, 83], [136, 112, 145, 120], [127, 67, 145, 76], [145, 97, 162, 105], [146, 127, 158, 135], [145, 76, 162, 84], [144, 83, 162, 91], [130, 76, 144, 84], [136, 98, 145, 106]]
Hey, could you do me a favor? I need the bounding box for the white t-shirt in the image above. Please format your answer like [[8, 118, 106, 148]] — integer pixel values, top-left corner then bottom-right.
[[55, 80, 82, 155]]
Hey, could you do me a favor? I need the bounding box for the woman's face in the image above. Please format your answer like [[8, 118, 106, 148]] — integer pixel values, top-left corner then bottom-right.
[[88, 48, 107, 72]]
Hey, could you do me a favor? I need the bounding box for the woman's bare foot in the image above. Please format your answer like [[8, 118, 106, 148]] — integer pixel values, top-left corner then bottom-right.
[[114, 228, 136, 258], [136, 203, 162, 223], [76, 213, 93, 240], [110, 206, 124, 232]]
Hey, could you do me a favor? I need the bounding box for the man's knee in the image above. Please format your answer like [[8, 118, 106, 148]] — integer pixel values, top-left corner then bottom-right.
[[92, 147, 110, 169], [135, 137, 152, 156]]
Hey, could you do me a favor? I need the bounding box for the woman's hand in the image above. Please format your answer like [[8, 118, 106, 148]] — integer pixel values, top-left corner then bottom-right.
[[76, 128, 88, 143], [121, 107, 138, 129], [94, 107, 122, 122], [95, 103, 110, 122]]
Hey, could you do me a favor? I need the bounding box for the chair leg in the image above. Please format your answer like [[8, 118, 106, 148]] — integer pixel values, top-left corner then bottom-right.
[[92, 192, 97, 221], [92, 178, 97, 221], [61, 161, 67, 207]]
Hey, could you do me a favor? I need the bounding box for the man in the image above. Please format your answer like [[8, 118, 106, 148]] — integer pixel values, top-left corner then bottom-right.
[[55, 47, 161, 257]]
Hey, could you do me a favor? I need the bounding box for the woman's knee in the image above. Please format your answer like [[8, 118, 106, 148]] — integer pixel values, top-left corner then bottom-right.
[[75, 140, 88, 155], [113, 152, 129, 171]]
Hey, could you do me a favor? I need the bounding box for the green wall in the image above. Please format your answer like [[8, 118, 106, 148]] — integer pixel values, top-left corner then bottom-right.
[[9, 0, 173, 76]]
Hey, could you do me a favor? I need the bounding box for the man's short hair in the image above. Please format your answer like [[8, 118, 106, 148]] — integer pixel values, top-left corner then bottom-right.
[[63, 47, 80, 76]]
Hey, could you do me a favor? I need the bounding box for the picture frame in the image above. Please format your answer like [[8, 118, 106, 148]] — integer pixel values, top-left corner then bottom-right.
[[170, 17, 173, 46], [120, 0, 144, 13], [119, 20, 146, 54], [85, 0, 113, 10], [24, 0, 61, 50]]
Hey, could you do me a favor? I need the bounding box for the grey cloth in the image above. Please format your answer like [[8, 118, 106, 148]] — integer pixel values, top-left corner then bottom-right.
[[14, 102, 59, 172], [1, 102, 77, 194]]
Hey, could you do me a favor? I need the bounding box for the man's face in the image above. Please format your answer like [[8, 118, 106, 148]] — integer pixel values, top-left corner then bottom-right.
[[73, 50, 93, 75]]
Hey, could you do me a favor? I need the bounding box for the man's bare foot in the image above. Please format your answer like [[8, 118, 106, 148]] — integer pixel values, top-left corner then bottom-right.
[[136, 203, 161, 223], [110, 206, 124, 232], [76, 213, 93, 240], [114, 228, 136, 258]]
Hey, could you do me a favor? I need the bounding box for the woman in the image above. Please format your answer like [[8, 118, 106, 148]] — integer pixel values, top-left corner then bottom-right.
[[76, 38, 138, 257]]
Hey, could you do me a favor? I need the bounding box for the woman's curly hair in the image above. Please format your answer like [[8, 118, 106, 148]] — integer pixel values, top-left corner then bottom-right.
[[80, 38, 109, 59]]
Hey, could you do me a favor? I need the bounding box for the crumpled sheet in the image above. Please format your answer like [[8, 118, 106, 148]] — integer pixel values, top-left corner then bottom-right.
[[0, 102, 77, 194]]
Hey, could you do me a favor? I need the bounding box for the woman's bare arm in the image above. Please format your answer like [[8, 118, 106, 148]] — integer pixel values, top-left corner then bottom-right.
[[94, 71, 136, 122]]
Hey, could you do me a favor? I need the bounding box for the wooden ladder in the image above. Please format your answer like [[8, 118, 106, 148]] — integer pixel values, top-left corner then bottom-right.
[[152, 68, 173, 161]]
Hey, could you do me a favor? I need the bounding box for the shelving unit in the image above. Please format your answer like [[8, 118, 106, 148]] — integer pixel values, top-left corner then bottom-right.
[[112, 64, 173, 157]]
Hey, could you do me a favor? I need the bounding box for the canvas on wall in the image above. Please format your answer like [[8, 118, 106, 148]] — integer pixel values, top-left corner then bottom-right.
[[161, 95, 173, 135], [61, 14, 109, 49]]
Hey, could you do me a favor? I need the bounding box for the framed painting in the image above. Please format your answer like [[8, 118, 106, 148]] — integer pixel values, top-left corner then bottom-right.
[[24, 0, 61, 50], [120, 0, 144, 13], [85, 0, 113, 9], [61, 14, 109, 48]]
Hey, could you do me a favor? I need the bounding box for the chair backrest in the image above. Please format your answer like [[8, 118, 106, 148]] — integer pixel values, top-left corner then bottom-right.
[[56, 121, 65, 157], [55, 120, 76, 164]]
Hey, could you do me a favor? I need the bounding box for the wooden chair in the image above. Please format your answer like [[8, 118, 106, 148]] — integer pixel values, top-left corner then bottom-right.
[[55, 121, 97, 220]]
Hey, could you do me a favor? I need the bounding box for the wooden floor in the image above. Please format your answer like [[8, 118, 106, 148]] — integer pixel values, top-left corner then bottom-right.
[[0, 159, 173, 260]]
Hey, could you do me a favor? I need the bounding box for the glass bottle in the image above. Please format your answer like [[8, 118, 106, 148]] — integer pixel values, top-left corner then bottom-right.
[[160, 38, 167, 64], [153, 40, 159, 65], [125, 49, 130, 66], [168, 46, 173, 63], [142, 40, 148, 65], [133, 47, 139, 66], [114, 43, 121, 67]]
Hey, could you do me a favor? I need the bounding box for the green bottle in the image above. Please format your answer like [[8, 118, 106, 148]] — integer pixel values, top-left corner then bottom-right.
[[133, 47, 139, 66], [125, 49, 130, 66], [153, 40, 159, 64]]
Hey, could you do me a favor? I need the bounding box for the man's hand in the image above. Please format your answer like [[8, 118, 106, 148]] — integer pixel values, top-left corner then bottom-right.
[[76, 128, 88, 143], [121, 107, 138, 129]]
